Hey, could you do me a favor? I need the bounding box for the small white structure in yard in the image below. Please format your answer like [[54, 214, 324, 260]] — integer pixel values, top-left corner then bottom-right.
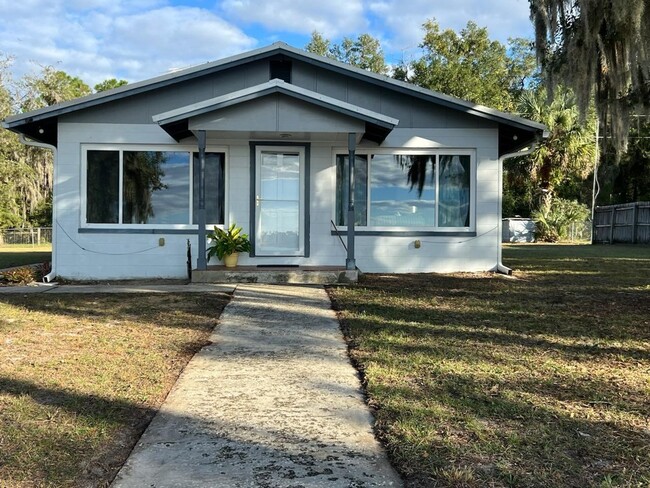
[[502, 218, 537, 242], [2, 43, 546, 280]]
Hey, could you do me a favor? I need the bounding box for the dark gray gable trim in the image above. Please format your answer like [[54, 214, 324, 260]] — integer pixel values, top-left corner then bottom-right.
[[3, 42, 545, 135], [249, 141, 311, 258], [154, 79, 398, 128], [2, 44, 285, 128], [153, 80, 398, 144]]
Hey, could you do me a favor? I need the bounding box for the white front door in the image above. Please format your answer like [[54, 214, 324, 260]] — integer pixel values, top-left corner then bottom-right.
[[255, 146, 305, 256]]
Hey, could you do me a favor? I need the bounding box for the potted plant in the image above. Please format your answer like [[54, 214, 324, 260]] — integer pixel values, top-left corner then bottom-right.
[[206, 223, 251, 267]]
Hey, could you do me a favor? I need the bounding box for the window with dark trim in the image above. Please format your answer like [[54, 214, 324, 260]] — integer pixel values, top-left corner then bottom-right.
[[335, 152, 472, 229], [85, 148, 225, 225]]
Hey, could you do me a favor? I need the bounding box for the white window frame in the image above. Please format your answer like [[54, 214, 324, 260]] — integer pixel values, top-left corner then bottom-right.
[[80, 144, 229, 229], [332, 148, 476, 232]]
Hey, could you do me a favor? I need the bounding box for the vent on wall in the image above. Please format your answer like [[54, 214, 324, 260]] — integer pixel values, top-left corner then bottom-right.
[[270, 59, 292, 83]]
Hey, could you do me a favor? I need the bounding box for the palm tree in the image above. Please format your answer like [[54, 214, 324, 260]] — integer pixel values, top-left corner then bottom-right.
[[515, 89, 596, 206]]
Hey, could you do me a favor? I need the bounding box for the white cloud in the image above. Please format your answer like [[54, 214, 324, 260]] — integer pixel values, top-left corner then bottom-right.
[[220, 0, 368, 37], [0, 0, 535, 90], [368, 0, 533, 61], [0, 1, 256, 87]]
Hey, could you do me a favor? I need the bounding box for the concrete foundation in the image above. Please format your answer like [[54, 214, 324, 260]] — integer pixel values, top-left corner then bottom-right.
[[192, 266, 359, 284]]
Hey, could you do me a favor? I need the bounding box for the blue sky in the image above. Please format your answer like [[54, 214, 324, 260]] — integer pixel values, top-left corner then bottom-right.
[[0, 0, 534, 87]]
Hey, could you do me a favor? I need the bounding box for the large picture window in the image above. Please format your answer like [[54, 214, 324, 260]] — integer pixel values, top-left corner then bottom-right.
[[85, 148, 225, 226], [335, 151, 473, 229]]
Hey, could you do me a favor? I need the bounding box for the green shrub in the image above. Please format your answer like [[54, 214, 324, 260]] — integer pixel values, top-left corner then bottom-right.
[[533, 197, 590, 242], [3, 266, 37, 284]]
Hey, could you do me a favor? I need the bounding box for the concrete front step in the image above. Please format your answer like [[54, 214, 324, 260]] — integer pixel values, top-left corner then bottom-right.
[[191, 266, 358, 284]]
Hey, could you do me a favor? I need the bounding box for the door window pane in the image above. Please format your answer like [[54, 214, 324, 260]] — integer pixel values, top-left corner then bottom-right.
[[123, 151, 190, 224], [260, 152, 300, 201], [192, 152, 225, 224], [335, 155, 368, 226], [87, 150, 119, 223], [257, 151, 301, 254], [369, 155, 435, 227], [258, 200, 300, 252], [438, 155, 471, 227]]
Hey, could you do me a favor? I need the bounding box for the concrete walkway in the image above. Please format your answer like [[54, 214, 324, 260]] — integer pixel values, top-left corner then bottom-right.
[[111, 284, 401, 488]]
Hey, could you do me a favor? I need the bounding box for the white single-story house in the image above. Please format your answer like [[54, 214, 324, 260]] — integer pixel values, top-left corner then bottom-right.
[[2, 42, 546, 281]]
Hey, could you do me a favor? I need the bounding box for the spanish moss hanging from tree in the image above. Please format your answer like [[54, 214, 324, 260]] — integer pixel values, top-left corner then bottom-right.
[[529, 0, 650, 156]]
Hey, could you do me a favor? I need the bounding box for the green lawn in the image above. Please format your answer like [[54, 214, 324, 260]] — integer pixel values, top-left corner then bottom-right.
[[0, 292, 230, 487], [328, 244, 650, 488], [0, 244, 52, 269]]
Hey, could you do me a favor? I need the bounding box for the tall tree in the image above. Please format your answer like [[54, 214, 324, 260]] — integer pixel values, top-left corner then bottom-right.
[[611, 120, 650, 202], [1, 63, 92, 228], [305, 32, 388, 75], [409, 20, 537, 111], [21, 67, 91, 110], [530, 0, 650, 156], [0, 56, 24, 227], [333, 34, 388, 75], [305, 32, 331, 58], [504, 88, 596, 215], [94, 78, 128, 93]]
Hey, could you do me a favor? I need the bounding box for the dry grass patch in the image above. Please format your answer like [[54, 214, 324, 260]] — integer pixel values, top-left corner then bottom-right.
[[329, 244, 650, 488], [0, 292, 230, 487]]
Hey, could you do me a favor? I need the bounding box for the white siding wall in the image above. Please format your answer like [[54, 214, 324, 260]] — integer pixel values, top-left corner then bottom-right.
[[57, 123, 192, 279], [54, 123, 499, 279]]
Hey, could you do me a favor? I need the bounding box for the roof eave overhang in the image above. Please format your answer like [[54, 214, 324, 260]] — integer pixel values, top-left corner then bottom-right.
[[2, 119, 58, 146], [153, 79, 399, 143], [3, 42, 546, 139], [498, 126, 548, 157]]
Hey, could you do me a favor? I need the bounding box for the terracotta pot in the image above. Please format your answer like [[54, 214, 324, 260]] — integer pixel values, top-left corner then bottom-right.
[[223, 252, 239, 268]]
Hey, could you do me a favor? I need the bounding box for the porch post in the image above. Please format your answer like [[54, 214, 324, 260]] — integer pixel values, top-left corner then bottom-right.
[[197, 130, 207, 270], [346, 132, 356, 270]]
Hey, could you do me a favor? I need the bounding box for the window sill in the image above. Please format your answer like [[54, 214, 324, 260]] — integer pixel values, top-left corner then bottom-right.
[[79, 228, 201, 235], [330, 230, 476, 237]]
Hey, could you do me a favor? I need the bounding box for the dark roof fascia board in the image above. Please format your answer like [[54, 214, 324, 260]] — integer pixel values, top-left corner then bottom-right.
[[275, 44, 546, 133], [2, 42, 545, 135], [1, 44, 286, 129], [152, 79, 399, 130]]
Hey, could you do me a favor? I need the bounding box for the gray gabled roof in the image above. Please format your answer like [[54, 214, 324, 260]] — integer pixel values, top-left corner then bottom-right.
[[2, 41, 546, 151], [153, 79, 399, 143]]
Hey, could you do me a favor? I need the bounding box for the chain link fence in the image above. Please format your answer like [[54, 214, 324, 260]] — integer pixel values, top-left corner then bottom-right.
[[503, 219, 591, 243], [0, 228, 52, 246], [567, 220, 592, 242]]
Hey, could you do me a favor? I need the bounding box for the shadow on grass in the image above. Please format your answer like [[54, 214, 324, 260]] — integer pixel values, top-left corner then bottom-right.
[[374, 376, 648, 488], [0, 291, 232, 487], [0, 375, 158, 486], [0, 292, 230, 331], [0, 251, 51, 269], [329, 246, 650, 487]]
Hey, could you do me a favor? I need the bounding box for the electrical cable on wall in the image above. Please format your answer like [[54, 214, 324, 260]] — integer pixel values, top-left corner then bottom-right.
[[419, 225, 498, 245], [56, 221, 160, 255]]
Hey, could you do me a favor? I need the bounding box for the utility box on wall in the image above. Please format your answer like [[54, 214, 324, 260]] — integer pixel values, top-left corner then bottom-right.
[[502, 218, 536, 243]]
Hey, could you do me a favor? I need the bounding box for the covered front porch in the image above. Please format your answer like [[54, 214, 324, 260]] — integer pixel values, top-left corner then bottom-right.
[[153, 79, 397, 281]]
